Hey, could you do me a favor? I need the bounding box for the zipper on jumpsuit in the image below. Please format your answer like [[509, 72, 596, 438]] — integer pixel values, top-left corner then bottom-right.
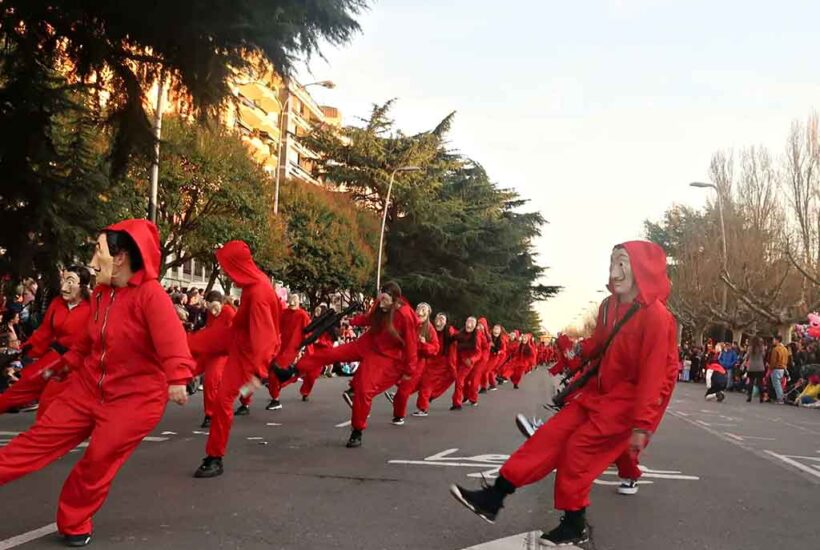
[[97, 289, 116, 403]]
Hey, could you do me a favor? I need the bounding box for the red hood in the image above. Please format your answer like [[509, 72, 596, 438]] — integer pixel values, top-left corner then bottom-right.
[[618, 241, 670, 306], [216, 240, 269, 288], [477, 317, 489, 333], [105, 219, 160, 281]]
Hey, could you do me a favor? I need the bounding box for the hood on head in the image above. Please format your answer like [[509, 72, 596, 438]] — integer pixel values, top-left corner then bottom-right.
[[477, 317, 489, 332], [105, 219, 160, 280], [618, 241, 670, 306], [215, 241, 268, 288]]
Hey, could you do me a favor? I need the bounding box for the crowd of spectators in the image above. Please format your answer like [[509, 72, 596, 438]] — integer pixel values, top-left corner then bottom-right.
[[679, 335, 820, 407]]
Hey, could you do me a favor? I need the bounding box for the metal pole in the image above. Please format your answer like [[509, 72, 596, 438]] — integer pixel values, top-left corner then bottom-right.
[[715, 189, 728, 311], [376, 169, 398, 293], [148, 75, 165, 224], [274, 93, 290, 215]]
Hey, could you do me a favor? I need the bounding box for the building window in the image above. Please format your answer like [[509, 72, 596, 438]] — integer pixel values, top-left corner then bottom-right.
[[183, 259, 193, 276]]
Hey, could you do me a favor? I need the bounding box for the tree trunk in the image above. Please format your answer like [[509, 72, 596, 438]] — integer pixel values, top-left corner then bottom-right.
[[695, 326, 705, 346], [777, 324, 792, 344], [204, 264, 219, 294], [676, 320, 683, 346], [730, 327, 743, 344]]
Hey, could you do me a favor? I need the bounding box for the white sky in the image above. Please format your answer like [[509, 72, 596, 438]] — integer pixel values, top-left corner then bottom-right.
[[299, 0, 820, 332]]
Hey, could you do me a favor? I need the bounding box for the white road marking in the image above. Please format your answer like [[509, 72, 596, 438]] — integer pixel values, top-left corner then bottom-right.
[[192, 430, 209, 435], [764, 451, 820, 480], [459, 531, 581, 550], [335, 420, 352, 428], [724, 433, 775, 442], [0, 431, 20, 436], [266, 422, 282, 426], [143, 436, 169, 442], [247, 437, 264, 440], [0, 522, 57, 549], [161, 431, 177, 435]]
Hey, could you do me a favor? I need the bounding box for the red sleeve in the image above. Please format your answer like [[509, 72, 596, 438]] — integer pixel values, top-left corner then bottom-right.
[[632, 304, 676, 432], [419, 324, 439, 357], [349, 304, 375, 327], [402, 311, 419, 376], [246, 294, 279, 377], [579, 301, 610, 360], [499, 336, 508, 355], [188, 323, 232, 357], [143, 282, 196, 384], [24, 299, 59, 357], [63, 325, 92, 372], [448, 343, 458, 373]]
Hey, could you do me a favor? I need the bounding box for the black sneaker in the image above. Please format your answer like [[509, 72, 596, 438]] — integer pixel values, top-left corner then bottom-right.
[[449, 405, 462, 411], [194, 456, 224, 478], [234, 405, 250, 416], [342, 391, 354, 409], [392, 417, 405, 426], [449, 483, 505, 524], [200, 416, 211, 429], [266, 399, 282, 410], [64, 533, 92, 547], [513, 384, 519, 389], [302, 395, 309, 402], [478, 388, 487, 394], [346, 429, 363, 448], [540, 511, 589, 546]]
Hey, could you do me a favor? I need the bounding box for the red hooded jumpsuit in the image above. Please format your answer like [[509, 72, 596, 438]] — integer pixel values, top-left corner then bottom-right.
[[415, 324, 457, 412], [450, 330, 482, 408], [482, 331, 507, 390], [498, 241, 679, 512], [204, 241, 281, 458], [0, 219, 195, 536], [510, 336, 536, 387], [392, 318, 439, 419], [0, 296, 91, 419], [266, 305, 312, 399], [188, 303, 237, 418], [464, 319, 491, 404]]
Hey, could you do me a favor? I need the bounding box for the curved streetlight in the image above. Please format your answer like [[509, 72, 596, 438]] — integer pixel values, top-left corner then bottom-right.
[[273, 79, 336, 215], [376, 166, 422, 292], [690, 181, 728, 310]]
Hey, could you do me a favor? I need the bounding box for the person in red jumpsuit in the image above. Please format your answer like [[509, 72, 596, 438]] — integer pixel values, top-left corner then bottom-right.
[[450, 241, 679, 547], [276, 281, 417, 448], [264, 292, 312, 410], [188, 291, 237, 429], [510, 333, 536, 389], [484, 324, 508, 392], [0, 220, 193, 547], [414, 312, 457, 416], [498, 330, 519, 383], [449, 317, 482, 410], [391, 302, 439, 424], [464, 317, 491, 405], [194, 240, 281, 478], [0, 265, 91, 419]]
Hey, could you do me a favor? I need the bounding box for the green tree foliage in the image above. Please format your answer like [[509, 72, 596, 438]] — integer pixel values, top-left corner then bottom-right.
[[306, 101, 558, 331], [0, 1, 366, 278], [123, 117, 287, 278], [278, 181, 378, 302]]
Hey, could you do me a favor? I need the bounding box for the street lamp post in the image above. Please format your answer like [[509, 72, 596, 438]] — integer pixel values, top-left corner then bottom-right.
[[273, 79, 336, 215], [690, 181, 728, 310], [376, 166, 422, 292]]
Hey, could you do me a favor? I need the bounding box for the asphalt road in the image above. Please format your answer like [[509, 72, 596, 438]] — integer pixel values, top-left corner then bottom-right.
[[1, 371, 818, 549]]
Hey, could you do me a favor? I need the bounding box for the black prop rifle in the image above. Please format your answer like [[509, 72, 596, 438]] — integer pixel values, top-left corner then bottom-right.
[[548, 301, 640, 411], [269, 301, 364, 382]]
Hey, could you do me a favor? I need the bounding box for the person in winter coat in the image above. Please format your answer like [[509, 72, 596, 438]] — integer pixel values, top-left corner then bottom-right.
[[0, 265, 92, 419], [450, 241, 678, 547], [194, 241, 281, 479], [391, 302, 439, 424], [187, 291, 237, 428], [450, 317, 482, 410], [264, 293, 312, 410], [414, 313, 457, 415], [0, 220, 194, 547]]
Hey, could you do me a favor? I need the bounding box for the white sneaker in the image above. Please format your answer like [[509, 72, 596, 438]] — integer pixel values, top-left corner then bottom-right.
[[617, 479, 639, 495], [412, 410, 429, 417]]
